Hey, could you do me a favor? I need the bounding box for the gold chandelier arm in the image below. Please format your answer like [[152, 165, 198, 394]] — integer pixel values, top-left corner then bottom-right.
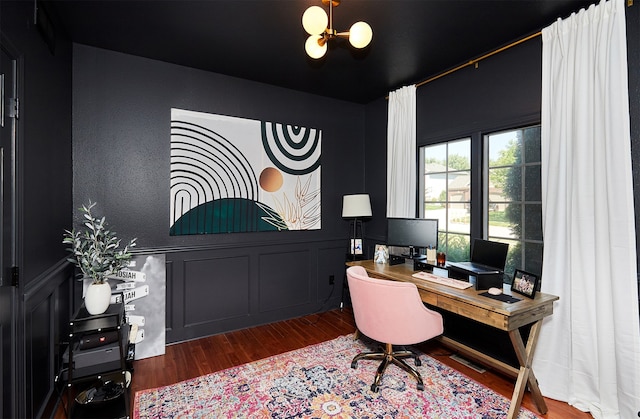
[[328, 0, 335, 33]]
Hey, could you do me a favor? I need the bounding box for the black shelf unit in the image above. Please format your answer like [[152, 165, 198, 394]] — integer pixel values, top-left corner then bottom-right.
[[62, 302, 132, 419]]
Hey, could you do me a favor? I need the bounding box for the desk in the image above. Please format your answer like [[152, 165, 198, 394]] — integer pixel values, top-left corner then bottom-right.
[[346, 260, 559, 419]]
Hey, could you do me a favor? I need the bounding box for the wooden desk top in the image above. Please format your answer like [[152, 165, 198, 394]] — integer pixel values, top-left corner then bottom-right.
[[347, 260, 559, 331]]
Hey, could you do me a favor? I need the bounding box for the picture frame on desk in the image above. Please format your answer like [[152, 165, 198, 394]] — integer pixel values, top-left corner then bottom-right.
[[511, 269, 539, 298], [374, 244, 389, 264]]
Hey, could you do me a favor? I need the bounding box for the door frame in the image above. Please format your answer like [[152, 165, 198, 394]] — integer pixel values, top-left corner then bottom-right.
[[0, 33, 19, 419]]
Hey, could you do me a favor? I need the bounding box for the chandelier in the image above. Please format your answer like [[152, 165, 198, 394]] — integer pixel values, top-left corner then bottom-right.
[[302, 0, 373, 59]]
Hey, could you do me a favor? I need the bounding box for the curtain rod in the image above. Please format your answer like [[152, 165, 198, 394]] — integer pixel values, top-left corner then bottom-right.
[[386, 31, 541, 99], [415, 31, 541, 88]]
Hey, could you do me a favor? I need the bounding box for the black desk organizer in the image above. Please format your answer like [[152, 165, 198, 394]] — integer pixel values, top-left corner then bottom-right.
[[62, 301, 133, 419], [414, 259, 505, 290]]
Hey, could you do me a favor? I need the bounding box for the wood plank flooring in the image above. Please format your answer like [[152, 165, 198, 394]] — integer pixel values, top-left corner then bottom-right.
[[54, 308, 591, 418]]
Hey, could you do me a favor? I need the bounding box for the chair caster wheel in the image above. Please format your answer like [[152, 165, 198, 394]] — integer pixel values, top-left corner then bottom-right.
[[351, 361, 358, 369], [371, 384, 379, 393], [417, 383, 424, 391], [415, 359, 422, 366]]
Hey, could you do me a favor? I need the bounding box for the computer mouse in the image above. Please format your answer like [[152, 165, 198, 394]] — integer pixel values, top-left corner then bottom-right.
[[488, 287, 503, 295]]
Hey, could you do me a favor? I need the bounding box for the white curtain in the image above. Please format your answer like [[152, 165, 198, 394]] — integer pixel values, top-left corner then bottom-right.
[[535, 1, 640, 418], [386, 85, 416, 217]]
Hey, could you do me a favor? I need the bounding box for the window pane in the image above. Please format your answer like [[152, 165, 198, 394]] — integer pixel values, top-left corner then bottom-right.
[[489, 167, 516, 201], [425, 207, 446, 232], [445, 233, 470, 262], [448, 171, 470, 204], [524, 203, 543, 241], [448, 203, 470, 234], [504, 166, 522, 201], [524, 242, 543, 277], [525, 165, 541, 201], [425, 144, 447, 173], [448, 139, 471, 170], [503, 239, 521, 280], [425, 172, 446, 202], [489, 202, 519, 239], [488, 131, 520, 167], [524, 126, 541, 163]]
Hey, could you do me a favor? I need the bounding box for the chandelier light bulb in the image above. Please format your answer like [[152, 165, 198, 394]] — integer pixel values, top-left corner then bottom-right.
[[305, 35, 328, 59], [348, 21, 373, 49], [302, 6, 328, 35]]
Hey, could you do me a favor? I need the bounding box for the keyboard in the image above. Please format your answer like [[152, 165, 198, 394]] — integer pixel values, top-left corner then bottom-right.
[[411, 271, 474, 289]]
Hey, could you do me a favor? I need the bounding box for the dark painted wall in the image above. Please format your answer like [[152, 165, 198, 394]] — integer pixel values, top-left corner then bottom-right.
[[72, 45, 368, 343], [72, 44, 366, 247]]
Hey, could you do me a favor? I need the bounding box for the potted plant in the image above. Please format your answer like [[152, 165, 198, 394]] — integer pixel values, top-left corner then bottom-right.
[[63, 201, 137, 315]]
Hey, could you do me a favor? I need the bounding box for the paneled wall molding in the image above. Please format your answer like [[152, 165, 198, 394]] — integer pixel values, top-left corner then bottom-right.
[[164, 239, 349, 343], [22, 262, 74, 419], [22, 258, 74, 303]]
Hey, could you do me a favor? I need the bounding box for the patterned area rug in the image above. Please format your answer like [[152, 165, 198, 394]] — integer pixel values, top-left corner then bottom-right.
[[134, 335, 540, 418]]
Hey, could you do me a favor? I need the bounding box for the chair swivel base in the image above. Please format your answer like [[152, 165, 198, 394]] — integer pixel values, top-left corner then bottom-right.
[[351, 343, 424, 392]]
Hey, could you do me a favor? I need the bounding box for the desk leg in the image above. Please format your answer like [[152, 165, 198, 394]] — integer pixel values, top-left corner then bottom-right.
[[507, 320, 548, 419]]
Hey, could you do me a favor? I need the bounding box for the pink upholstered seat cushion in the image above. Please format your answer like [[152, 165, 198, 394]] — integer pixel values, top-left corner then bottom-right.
[[346, 265, 443, 346]]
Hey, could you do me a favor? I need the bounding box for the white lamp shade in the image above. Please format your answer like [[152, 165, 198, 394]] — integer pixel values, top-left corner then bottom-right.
[[342, 194, 372, 218], [305, 35, 327, 59], [348, 21, 373, 49], [302, 6, 328, 35]]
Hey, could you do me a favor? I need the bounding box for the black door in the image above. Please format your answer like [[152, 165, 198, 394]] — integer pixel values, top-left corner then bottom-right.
[[0, 41, 18, 419]]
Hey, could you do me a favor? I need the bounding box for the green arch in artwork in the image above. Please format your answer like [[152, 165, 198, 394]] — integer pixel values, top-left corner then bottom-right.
[[170, 198, 286, 235]]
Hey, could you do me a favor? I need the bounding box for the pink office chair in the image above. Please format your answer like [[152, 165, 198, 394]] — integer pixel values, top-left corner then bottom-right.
[[346, 265, 444, 392]]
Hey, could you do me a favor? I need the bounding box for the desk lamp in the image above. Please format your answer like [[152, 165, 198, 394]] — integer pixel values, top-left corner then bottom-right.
[[342, 194, 372, 261]]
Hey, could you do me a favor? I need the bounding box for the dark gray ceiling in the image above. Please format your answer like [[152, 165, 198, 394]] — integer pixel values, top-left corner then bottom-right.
[[47, 0, 597, 104]]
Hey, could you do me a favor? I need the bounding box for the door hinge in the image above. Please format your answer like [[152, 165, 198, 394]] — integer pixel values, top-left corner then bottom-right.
[[11, 266, 18, 287], [9, 97, 19, 120]]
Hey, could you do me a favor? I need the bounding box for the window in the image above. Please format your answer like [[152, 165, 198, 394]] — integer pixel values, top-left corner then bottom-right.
[[485, 125, 542, 279], [420, 138, 471, 262], [420, 126, 543, 278]]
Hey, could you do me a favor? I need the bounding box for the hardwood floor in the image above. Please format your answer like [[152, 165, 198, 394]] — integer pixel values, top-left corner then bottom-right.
[[54, 308, 591, 418]]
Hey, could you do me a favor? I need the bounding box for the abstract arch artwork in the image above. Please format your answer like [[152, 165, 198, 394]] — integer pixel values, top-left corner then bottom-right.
[[170, 109, 321, 235]]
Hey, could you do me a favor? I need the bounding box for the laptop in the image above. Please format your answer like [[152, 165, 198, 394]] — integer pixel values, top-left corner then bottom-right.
[[448, 239, 509, 274]]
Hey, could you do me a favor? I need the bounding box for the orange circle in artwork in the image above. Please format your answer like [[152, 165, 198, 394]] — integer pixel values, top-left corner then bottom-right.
[[259, 167, 284, 192]]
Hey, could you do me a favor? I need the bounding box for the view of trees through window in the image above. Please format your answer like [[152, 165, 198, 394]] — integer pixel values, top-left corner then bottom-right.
[[487, 125, 543, 279], [420, 138, 471, 262], [420, 125, 543, 281]]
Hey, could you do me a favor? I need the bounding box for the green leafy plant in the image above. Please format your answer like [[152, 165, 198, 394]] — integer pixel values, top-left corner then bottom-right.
[[63, 201, 137, 284]]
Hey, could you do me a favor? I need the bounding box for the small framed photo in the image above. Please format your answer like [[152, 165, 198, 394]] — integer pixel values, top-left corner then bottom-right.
[[350, 239, 363, 255], [511, 269, 539, 299], [374, 244, 389, 264]]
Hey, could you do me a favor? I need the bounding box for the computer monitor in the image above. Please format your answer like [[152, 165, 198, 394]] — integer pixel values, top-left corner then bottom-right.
[[387, 217, 438, 259], [471, 239, 509, 270]]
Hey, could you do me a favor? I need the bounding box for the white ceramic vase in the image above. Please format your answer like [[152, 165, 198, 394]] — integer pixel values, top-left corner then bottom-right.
[[84, 282, 112, 315]]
